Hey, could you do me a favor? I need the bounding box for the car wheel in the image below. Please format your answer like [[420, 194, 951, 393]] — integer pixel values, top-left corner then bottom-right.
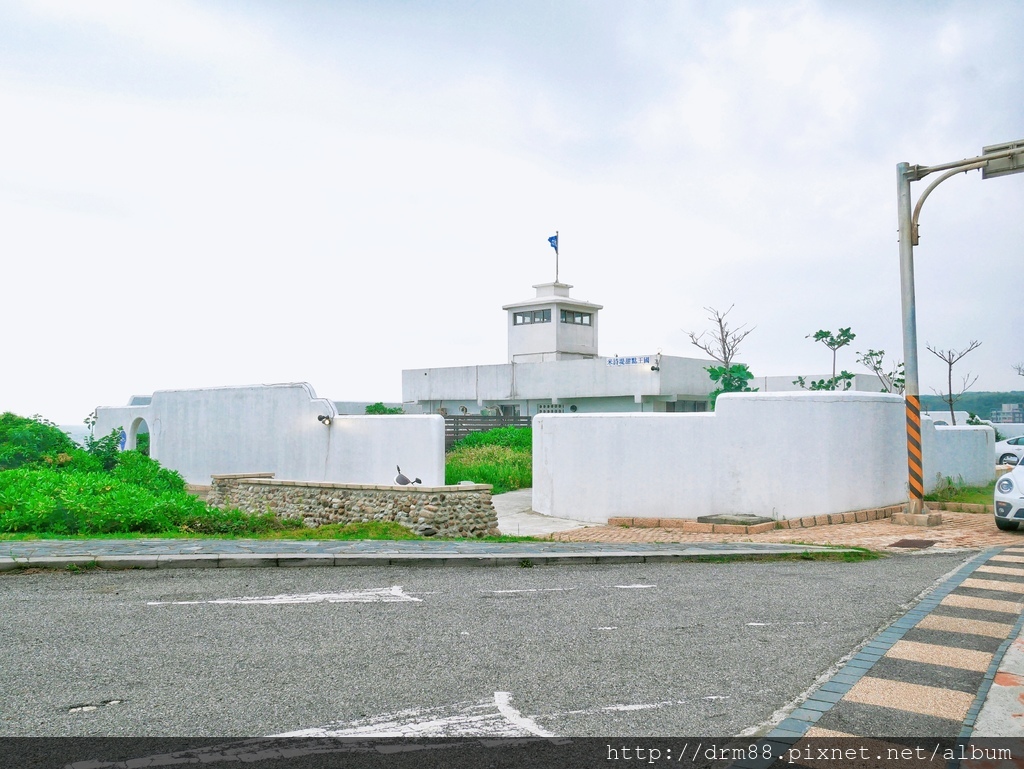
[[1000, 453, 1019, 465], [996, 518, 1020, 531]]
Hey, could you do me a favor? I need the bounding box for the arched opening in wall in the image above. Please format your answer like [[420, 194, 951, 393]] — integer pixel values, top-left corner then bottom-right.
[[128, 417, 150, 456]]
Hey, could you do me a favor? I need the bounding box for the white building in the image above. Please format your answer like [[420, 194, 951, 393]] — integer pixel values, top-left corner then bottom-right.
[[402, 278, 879, 416]]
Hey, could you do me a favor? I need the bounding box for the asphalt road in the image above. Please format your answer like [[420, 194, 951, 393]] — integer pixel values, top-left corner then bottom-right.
[[0, 554, 970, 738]]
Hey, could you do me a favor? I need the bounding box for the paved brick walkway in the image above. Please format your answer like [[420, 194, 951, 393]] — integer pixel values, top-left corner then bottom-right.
[[549, 510, 1018, 552]]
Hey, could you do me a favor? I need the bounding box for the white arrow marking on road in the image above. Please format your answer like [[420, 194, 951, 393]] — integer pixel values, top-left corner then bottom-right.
[[493, 691, 555, 737], [271, 691, 550, 737], [146, 586, 421, 606]]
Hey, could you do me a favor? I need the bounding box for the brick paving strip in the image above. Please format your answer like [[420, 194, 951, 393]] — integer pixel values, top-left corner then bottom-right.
[[721, 546, 1024, 769], [551, 510, 1020, 552]]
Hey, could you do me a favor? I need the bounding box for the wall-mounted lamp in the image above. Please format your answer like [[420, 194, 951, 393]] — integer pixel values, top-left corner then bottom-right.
[[650, 365, 660, 372], [317, 414, 332, 426]]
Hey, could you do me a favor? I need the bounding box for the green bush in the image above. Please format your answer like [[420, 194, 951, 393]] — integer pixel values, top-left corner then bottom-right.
[[112, 450, 187, 495], [0, 467, 204, 534], [0, 413, 95, 471], [365, 402, 404, 415], [0, 413, 299, 536]]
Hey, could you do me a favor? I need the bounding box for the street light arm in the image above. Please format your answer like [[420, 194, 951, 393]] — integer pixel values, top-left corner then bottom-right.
[[908, 144, 1024, 180], [910, 162, 986, 245]]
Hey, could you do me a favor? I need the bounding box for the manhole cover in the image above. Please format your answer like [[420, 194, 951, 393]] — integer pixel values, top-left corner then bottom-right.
[[696, 514, 775, 526], [890, 539, 936, 549]]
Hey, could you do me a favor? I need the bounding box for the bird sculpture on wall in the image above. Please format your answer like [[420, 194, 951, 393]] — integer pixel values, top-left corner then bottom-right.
[[395, 466, 422, 485]]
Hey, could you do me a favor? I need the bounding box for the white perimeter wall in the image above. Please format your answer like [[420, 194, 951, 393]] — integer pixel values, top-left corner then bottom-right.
[[923, 422, 994, 489], [533, 391, 994, 523], [95, 383, 444, 486]]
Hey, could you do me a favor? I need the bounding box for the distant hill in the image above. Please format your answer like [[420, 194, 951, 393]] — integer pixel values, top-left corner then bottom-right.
[[919, 391, 1024, 419]]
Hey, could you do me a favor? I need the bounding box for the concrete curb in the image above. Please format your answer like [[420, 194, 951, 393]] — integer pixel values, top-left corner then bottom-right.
[[0, 544, 859, 571]]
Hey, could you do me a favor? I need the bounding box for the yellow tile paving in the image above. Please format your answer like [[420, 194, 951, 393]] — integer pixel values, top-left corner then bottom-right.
[[961, 577, 1024, 594], [884, 639, 992, 672], [803, 728, 857, 738], [844, 676, 974, 721], [915, 613, 1013, 639], [940, 593, 1024, 614], [976, 564, 1024, 576]]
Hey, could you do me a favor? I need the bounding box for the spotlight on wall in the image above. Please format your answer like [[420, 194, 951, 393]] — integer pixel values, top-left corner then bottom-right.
[[459, 405, 468, 414], [317, 414, 332, 426], [651, 365, 660, 372]]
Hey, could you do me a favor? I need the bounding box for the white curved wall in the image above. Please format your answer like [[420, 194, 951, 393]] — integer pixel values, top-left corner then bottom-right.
[[95, 383, 444, 486], [534, 391, 994, 523]]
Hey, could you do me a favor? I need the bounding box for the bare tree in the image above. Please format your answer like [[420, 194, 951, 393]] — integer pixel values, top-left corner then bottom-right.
[[1014, 363, 1024, 376], [926, 340, 982, 426], [684, 305, 754, 367]]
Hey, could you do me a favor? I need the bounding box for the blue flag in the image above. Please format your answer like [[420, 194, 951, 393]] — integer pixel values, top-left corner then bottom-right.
[[548, 234, 558, 254]]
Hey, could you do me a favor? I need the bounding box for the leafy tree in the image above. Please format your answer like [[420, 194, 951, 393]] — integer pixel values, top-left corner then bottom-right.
[[684, 305, 754, 367], [707, 363, 758, 409], [857, 349, 905, 394], [365, 402, 404, 415], [794, 327, 856, 391], [926, 340, 982, 426]]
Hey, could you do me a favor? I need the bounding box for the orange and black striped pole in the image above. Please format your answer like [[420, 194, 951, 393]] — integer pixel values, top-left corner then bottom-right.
[[905, 394, 925, 514], [897, 162, 926, 517]]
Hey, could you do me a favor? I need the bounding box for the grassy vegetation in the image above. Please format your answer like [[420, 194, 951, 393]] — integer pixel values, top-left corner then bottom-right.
[[0, 413, 537, 540], [924, 477, 996, 506], [0, 414, 406, 538], [445, 426, 532, 494], [684, 548, 880, 563]]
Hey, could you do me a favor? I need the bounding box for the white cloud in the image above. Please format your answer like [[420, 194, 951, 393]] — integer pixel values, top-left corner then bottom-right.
[[1, 0, 1022, 423]]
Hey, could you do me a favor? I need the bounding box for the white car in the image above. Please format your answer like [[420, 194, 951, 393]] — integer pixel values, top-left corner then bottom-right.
[[996, 436, 1024, 466], [995, 464, 1024, 531]]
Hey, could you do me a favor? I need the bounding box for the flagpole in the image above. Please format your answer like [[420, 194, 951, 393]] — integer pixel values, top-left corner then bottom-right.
[[555, 230, 559, 283]]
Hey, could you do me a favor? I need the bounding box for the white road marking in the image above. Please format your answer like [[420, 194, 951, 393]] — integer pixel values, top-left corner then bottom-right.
[[146, 586, 421, 606], [746, 622, 770, 626], [610, 584, 656, 589], [593, 626, 619, 630], [485, 588, 576, 594], [271, 693, 546, 738], [493, 691, 555, 737]]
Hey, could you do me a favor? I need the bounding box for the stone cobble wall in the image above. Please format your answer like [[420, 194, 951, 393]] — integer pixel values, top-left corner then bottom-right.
[[208, 474, 498, 538]]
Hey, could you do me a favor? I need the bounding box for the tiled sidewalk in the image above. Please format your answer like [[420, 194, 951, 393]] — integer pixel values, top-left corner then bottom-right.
[[550, 511, 1018, 552]]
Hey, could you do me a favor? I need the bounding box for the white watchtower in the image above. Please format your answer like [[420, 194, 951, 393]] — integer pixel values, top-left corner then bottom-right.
[[501, 281, 602, 363]]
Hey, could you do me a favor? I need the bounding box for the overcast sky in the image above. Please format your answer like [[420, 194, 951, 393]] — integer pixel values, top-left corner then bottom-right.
[[2, 0, 1022, 425]]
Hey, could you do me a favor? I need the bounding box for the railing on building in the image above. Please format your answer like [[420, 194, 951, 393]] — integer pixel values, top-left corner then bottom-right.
[[444, 415, 531, 449]]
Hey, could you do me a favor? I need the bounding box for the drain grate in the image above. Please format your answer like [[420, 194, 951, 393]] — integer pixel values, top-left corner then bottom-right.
[[889, 539, 936, 549]]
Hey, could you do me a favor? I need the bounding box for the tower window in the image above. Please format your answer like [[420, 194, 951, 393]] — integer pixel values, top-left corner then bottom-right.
[[560, 310, 592, 325], [513, 309, 551, 325]]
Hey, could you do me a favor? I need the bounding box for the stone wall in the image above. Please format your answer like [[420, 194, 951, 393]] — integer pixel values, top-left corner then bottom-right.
[[208, 474, 498, 538]]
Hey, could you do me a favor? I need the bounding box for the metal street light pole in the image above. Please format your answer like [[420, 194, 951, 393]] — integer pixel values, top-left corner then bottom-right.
[[897, 140, 1024, 521]]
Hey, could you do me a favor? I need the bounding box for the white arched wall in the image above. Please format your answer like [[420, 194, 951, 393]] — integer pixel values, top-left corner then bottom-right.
[[126, 416, 149, 452], [95, 383, 445, 486]]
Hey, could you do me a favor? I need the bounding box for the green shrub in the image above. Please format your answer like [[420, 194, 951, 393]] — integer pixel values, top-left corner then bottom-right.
[[445, 444, 532, 493], [112, 450, 187, 495], [365, 402, 404, 414], [0, 413, 94, 471]]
